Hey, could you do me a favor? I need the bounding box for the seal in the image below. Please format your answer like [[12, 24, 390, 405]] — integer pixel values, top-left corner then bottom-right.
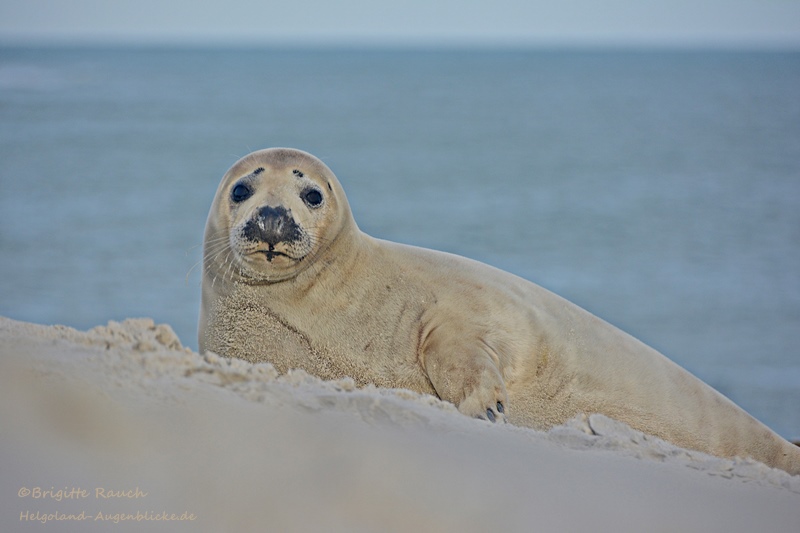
[[200, 148, 800, 475]]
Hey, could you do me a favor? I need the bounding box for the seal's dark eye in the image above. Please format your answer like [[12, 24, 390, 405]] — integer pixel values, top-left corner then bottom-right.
[[303, 188, 323, 207], [231, 182, 253, 203]]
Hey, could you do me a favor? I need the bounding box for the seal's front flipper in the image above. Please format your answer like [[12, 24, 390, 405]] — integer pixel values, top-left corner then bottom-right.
[[455, 363, 508, 423], [419, 330, 509, 423]]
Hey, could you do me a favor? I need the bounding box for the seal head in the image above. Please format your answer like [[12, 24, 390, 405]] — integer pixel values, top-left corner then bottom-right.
[[203, 148, 355, 285]]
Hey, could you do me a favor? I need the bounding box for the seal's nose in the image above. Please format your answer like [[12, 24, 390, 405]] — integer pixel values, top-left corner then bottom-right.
[[243, 205, 299, 245]]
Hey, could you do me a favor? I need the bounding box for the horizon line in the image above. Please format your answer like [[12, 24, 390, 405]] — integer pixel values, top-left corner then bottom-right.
[[2, 34, 800, 52]]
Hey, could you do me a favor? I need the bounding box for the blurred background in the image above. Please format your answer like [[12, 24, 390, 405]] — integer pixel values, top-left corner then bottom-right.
[[1, 1, 798, 438]]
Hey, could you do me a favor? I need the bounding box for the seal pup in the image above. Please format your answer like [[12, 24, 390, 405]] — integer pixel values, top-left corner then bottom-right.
[[200, 148, 800, 475]]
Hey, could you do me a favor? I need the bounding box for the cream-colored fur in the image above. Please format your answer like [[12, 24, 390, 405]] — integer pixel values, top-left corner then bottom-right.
[[200, 148, 800, 475]]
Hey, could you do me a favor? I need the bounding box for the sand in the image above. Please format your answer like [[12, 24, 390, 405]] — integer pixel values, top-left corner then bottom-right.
[[1, 316, 798, 532]]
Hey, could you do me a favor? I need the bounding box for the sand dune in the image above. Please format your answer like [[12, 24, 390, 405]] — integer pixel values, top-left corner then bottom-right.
[[1, 316, 798, 532]]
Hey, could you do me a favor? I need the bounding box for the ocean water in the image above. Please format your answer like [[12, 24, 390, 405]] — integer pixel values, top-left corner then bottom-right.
[[1, 47, 798, 438]]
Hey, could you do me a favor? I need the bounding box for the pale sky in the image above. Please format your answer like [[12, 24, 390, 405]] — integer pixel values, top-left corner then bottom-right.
[[1, 0, 799, 47]]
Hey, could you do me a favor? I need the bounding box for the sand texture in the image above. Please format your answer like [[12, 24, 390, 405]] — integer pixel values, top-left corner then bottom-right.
[[1, 316, 798, 532]]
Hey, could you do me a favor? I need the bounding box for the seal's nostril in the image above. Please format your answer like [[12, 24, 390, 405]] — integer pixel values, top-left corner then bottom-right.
[[245, 205, 300, 245]]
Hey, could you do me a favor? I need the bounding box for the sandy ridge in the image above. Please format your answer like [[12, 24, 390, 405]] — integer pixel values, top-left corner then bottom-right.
[[2, 316, 798, 532]]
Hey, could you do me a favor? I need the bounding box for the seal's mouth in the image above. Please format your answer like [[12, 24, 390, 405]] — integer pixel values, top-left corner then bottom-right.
[[248, 244, 303, 264], [261, 249, 291, 262]]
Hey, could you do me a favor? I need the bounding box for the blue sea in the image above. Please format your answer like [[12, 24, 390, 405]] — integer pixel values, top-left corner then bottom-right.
[[1, 46, 798, 438]]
